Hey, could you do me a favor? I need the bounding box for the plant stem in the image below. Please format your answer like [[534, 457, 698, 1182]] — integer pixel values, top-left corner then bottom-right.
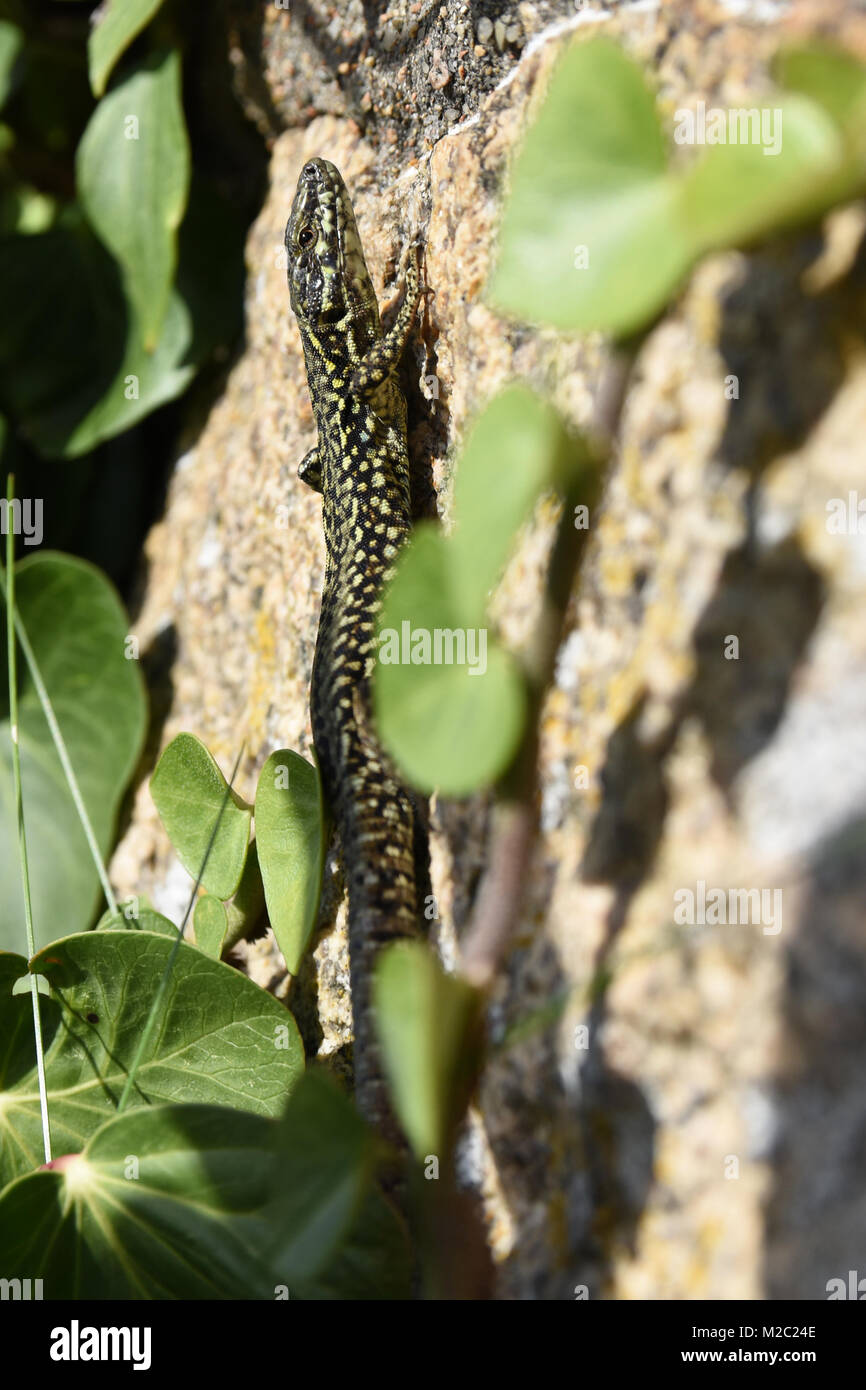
[[460, 345, 637, 988], [5, 473, 51, 1162]]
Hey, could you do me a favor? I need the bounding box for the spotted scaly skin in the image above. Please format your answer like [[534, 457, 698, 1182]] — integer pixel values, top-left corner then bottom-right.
[[285, 158, 422, 1137]]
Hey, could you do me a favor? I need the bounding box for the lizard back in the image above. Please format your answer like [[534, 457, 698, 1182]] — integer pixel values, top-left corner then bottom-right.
[[285, 158, 421, 1134]]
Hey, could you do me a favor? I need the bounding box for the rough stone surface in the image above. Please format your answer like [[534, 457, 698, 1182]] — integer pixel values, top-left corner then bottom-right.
[[112, 0, 866, 1298]]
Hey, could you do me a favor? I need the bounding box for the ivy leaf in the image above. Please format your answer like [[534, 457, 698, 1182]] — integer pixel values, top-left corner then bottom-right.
[[373, 942, 484, 1160], [0, 553, 146, 952], [0, 930, 304, 1186], [150, 732, 252, 901], [88, 0, 167, 99], [77, 47, 189, 349], [255, 750, 326, 974]]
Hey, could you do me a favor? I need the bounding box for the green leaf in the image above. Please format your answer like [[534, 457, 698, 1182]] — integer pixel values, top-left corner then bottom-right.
[[452, 384, 574, 618], [0, 176, 243, 457], [96, 906, 178, 938], [374, 524, 526, 795], [490, 35, 866, 339], [373, 942, 483, 1160], [488, 36, 692, 336], [255, 750, 326, 974], [775, 43, 866, 141], [0, 553, 146, 952], [89, 0, 167, 99], [0, 930, 304, 1185], [0, 21, 23, 111], [194, 893, 228, 959], [0, 1104, 279, 1298], [266, 1071, 375, 1285], [293, 1186, 413, 1300], [150, 733, 252, 901], [680, 94, 853, 254], [77, 47, 190, 349]]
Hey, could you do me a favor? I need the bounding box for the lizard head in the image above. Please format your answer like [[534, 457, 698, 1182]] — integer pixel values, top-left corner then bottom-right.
[[285, 158, 377, 326]]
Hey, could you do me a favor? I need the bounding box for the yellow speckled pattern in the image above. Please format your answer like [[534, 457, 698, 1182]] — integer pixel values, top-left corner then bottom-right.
[[285, 158, 422, 1133]]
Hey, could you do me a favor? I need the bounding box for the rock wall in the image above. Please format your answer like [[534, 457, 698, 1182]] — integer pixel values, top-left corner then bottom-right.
[[111, 0, 866, 1298]]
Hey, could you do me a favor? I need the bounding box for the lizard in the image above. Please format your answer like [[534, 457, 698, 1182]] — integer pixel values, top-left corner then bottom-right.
[[284, 157, 423, 1140]]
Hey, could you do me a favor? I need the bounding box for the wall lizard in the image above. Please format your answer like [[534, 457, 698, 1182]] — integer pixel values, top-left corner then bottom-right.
[[285, 157, 423, 1138]]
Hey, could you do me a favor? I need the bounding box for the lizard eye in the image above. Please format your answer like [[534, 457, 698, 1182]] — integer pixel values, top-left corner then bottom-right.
[[297, 225, 315, 249]]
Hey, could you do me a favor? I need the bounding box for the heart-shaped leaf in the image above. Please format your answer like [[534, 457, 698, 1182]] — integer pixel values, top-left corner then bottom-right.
[[0, 1079, 398, 1300], [255, 750, 326, 974], [0, 1104, 279, 1299], [0, 931, 303, 1185], [150, 732, 252, 901], [0, 552, 146, 952]]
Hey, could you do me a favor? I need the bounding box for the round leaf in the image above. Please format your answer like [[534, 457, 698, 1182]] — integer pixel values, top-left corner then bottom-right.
[[452, 385, 574, 618], [488, 36, 693, 335], [374, 526, 526, 795]]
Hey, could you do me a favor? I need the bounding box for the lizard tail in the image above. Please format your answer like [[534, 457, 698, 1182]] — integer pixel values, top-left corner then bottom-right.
[[338, 764, 421, 1146]]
